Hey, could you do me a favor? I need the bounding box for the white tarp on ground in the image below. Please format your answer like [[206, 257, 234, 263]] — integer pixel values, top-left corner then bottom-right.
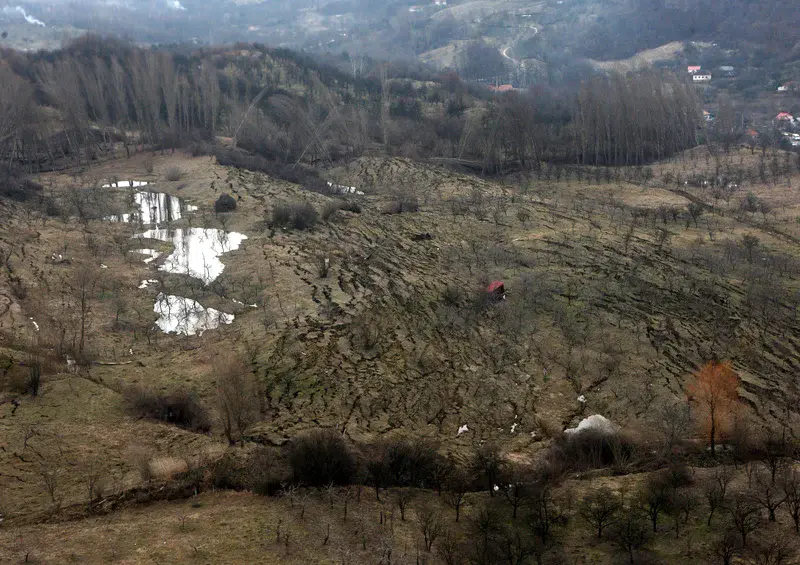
[[564, 414, 618, 437]]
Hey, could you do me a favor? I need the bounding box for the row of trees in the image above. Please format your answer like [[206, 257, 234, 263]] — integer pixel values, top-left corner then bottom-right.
[[0, 36, 704, 176]]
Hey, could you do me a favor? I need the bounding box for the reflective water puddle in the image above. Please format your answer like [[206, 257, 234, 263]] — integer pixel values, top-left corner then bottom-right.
[[135, 228, 247, 285], [106, 191, 198, 225], [102, 180, 150, 188], [154, 293, 234, 336], [102, 186, 244, 336]]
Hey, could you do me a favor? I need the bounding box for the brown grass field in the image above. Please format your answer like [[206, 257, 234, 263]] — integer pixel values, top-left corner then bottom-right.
[[1, 145, 800, 562]]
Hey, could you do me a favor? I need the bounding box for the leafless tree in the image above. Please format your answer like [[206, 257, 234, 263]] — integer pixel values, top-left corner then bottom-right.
[[392, 488, 414, 521], [751, 468, 787, 522], [727, 495, 762, 547], [444, 470, 470, 522], [705, 467, 735, 526], [782, 469, 800, 533], [609, 512, 649, 565], [417, 505, 444, 552], [436, 528, 463, 565], [712, 531, 740, 565], [580, 487, 621, 539], [214, 354, 261, 445]]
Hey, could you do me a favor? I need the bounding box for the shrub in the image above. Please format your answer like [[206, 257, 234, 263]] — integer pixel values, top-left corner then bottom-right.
[[379, 439, 438, 487], [214, 193, 237, 213], [323, 200, 362, 220], [288, 429, 356, 487], [248, 446, 289, 496], [125, 387, 211, 432], [164, 166, 184, 182], [271, 201, 318, 230], [322, 200, 341, 220], [0, 166, 43, 203], [550, 429, 641, 472], [143, 155, 154, 174]]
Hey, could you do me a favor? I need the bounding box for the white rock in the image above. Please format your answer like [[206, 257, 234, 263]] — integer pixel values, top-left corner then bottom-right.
[[457, 424, 469, 436]]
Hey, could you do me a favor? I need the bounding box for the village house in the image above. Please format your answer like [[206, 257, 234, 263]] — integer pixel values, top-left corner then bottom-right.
[[687, 66, 701, 74], [776, 112, 795, 123], [778, 82, 797, 92], [488, 84, 515, 93], [692, 71, 712, 82]]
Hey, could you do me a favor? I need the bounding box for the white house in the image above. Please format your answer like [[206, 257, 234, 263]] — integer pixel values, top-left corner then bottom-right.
[[692, 72, 712, 82]]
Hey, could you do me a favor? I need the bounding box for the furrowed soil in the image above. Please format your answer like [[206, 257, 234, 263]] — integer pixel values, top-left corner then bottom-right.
[[1, 147, 800, 561]]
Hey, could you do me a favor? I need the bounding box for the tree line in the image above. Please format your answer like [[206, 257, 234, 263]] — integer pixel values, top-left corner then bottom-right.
[[0, 36, 706, 178]]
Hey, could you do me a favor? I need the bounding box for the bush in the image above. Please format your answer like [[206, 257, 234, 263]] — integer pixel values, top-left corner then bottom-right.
[[379, 439, 438, 487], [125, 387, 211, 432], [288, 429, 357, 487], [322, 199, 362, 220], [164, 166, 184, 182], [0, 167, 42, 203], [143, 155, 154, 174], [271, 201, 318, 230], [214, 193, 237, 213], [551, 429, 641, 472]]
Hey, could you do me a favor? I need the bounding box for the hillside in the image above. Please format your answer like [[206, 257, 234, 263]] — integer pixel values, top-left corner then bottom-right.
[[1, 32, 800, 564]]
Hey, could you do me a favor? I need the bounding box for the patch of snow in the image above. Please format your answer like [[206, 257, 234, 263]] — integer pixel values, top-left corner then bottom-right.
[[154, 294, 234, 336], [29, 318, 39, 332], [510, 423, 519, 434], [577, 395, 586, 404], [564, 414, 618, 437], [166, 0, 186, 10], [457, 424, 469, 436], [100, 264, 108, 269], [138, 279, 159, 289]]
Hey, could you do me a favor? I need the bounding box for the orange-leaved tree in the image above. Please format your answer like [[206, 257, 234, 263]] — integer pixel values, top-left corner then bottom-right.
[[687, 361, 740, 457]]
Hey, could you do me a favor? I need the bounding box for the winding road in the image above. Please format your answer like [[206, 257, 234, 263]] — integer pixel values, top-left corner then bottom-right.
[[501, 25, 538, 67]]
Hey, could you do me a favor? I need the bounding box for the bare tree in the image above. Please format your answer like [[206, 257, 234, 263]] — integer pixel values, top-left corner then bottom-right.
[[417, 505, 444, 552], [782, 469, 800, 533], [80, 457, 105, 507], [392, 488, 414, 521], [609, 512, 649, 565], [712, 531, 740, 565], [214, 354, 261, 445], [751, 468, 787, 522], [727, 495, 762, 547], [444, 470, 470, 522], [66, 262, 100, 357], [580, 487, 621, 539], [38, 460, 62, 510], [705, 467, 735, 526], [437, 528, 464, 565]]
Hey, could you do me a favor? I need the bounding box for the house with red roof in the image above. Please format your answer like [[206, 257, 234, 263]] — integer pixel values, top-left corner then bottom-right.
[[776, 112, 795, 122], [687, 66, 701, 74], [488, 84, 514, 93]]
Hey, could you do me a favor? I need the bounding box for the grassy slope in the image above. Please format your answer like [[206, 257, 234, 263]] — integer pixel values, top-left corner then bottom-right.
[[0, 147, 799, 550]]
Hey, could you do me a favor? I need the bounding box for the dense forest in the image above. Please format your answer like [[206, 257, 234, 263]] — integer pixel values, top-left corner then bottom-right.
[[0, 36, 703, 179]]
